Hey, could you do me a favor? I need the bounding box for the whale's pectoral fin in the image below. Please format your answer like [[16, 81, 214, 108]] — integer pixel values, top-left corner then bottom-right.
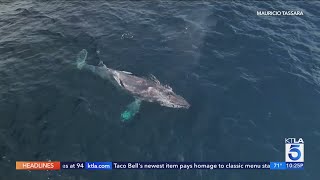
[[121, 98, 142, 122], [76, 49, 88, 70], [76, 49, 96, 73]]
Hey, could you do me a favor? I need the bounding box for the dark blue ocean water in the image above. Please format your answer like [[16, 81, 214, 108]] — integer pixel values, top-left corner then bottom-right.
[[0, 1, 319, 179]]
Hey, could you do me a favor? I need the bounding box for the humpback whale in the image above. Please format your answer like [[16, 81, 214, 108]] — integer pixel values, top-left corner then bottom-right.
[[76, 49, 190, 121]]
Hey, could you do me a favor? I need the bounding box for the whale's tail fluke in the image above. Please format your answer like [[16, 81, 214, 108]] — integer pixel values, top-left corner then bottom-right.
[[121, 99, 142, 122], [76, 49, 88, 70]]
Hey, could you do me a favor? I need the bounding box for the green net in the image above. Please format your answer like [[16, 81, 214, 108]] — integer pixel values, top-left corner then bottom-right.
[[121, 99, 142, 122]]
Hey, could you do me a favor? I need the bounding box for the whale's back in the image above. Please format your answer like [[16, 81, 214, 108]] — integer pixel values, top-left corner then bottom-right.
[[112, 70, 190, 108], [114, 71, 155, 93]]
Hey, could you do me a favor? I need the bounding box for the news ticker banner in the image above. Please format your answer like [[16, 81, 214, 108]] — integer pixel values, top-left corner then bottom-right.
[[16, 161, 303, 171]]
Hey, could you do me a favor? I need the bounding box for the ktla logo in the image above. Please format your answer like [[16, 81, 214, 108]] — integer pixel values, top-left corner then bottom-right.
[[285, 138, 304, 162]]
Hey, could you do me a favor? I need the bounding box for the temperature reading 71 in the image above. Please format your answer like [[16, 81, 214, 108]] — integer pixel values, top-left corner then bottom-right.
[[273, 162, 284, 168]]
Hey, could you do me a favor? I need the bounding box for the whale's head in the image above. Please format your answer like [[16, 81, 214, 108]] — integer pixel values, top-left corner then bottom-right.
[[158, 89, 190, 109]]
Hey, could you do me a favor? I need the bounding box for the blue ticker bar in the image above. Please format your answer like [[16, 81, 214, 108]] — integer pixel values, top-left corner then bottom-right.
[[270, 162, 304, 170], [270, 162, 286, 170], [73, 161, 304, 170], [85, 162, 112, 170], [286, 162, 304, 170]]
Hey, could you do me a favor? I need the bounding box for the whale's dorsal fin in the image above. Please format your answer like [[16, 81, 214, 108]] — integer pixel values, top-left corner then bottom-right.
[[98, 61, 105, 67], [121, 70, 132, 74], [149, 74, 161, 85]]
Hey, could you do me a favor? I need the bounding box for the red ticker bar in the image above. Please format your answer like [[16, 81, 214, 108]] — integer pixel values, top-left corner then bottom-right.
[[16, 161, 60, 170]]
